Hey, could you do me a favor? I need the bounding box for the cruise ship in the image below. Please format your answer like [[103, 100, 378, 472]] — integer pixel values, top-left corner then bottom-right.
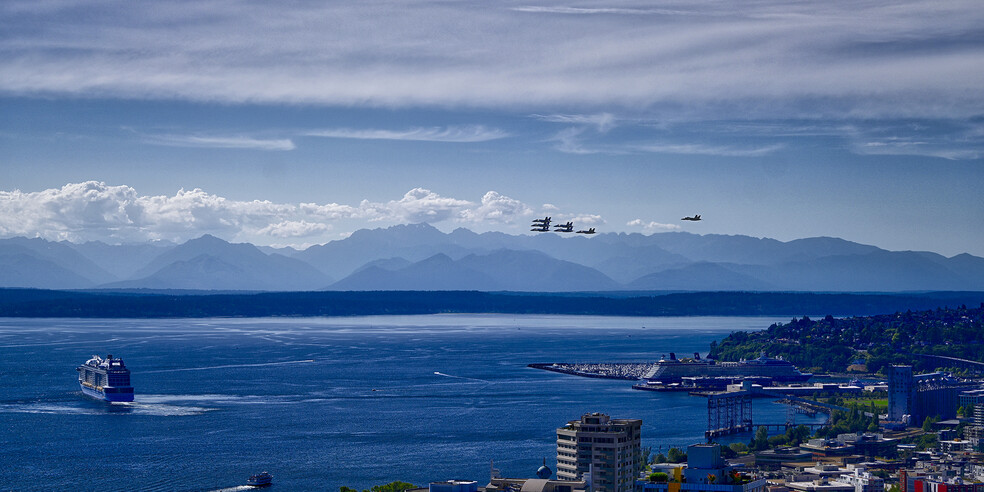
[[77, 355, 134, 402], [641, 352, 811, 384]]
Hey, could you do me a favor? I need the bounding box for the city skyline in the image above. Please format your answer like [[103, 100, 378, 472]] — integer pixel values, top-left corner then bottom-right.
[[2, 0, 982, 256]]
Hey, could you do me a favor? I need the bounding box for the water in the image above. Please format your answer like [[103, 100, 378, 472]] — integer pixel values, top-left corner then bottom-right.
[[0, 315, 823, 491]]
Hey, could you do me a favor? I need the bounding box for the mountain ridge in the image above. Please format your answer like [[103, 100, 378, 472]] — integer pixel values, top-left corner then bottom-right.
[[2, 225, 982, 292]]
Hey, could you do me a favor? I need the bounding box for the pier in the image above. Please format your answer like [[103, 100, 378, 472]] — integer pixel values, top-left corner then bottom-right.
[[704, 389, 833, 439]]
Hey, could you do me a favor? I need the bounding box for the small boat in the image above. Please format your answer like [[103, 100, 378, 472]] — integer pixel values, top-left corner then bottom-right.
[[247, 471, 273, 487]]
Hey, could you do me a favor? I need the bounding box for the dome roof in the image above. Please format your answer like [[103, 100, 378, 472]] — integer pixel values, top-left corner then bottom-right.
[[536, 458, 552, 479]]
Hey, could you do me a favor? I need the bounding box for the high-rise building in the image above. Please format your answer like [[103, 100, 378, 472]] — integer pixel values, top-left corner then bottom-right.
[[556, 412, 642, 492]]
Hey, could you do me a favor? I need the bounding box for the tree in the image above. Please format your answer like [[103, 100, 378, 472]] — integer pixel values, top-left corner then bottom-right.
[[339, 482, 417, 492], [653, 453, 667, 464], [729, 442, 749, 455], [667, 447, 687, 463], [371, 482, 416, 492], [753, 426, 769, 450], [649, 472, 669, 483]]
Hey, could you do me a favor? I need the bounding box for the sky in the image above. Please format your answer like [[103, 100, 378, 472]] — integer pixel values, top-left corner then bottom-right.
[[1, 0, 982, 256]]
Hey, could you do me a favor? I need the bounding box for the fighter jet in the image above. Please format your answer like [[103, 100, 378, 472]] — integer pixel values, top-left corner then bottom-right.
[[576, 228, 596, 234], [553, 222, 574, 233], [531, 216, 552, 232], [681, 214, 701, 221]]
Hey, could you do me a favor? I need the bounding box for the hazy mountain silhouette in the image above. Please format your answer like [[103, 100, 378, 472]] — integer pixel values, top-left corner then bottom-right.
[[0, 237, 116, 285], [68, 240, 174, 279], [330, 249, 618, 291], [103, 235, 332, 291], [0, 253, 97, 289], [626, 262, 777, 291], [2, 225, 983, 292]]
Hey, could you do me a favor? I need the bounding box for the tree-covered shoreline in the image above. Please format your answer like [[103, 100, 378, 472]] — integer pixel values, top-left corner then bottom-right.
[[708, 304, 984, 374]]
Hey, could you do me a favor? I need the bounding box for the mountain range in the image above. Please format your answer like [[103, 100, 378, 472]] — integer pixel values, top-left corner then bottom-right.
[[2, 223, 983, 292]]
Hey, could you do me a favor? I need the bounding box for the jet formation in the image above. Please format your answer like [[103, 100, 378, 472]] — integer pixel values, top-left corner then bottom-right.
[[530, 217, 596, 234]]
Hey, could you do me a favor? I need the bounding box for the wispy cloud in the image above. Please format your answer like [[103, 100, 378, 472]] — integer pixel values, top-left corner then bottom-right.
[[305, 125, 508, 143], [633, 143, 784, 157], [512, 6, 691, 16], [2, 0, 982, 120], [549, 127, 598, 154], [533, 113, 617, 132], [144, 134, 296, 151], [853, 139, 981, 160]]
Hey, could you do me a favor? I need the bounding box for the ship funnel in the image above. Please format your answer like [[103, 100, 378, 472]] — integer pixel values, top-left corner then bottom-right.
[[669, 352, 676, 360], [694, 352, 700, 360]]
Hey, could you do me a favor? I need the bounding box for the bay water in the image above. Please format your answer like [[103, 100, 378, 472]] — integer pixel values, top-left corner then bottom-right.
[[0, 315, 823, 491]]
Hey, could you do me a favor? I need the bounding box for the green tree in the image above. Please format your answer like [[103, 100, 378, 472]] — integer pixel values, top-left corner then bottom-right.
[[339, 482, 417, 492], [667, 447, 687, 463], [371, 482, 417, 492], [753, 426, 769, 450], [729, 442, 749, 455], [653, 453, 667, 464], [649, 472, 669, 483]]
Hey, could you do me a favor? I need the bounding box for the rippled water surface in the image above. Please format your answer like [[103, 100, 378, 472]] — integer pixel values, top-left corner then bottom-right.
[[0, 315, 822, 491]]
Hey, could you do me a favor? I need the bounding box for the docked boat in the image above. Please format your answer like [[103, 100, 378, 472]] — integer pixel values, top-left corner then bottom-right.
[[77, 355, 134, 402], [640, 352, 811, 384], [247, 471, 273, 487]]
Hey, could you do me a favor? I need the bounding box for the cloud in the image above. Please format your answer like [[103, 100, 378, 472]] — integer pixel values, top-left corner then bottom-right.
[[257, 220, 330, 238], [570, 214, 604, 226], [633, 143, 784, 157], [843, 121, 984, 160], [550, 127, 597, 154], [2, 0, 983, 120], [512, 6, 690, 16], [0, 182, 533, 245], [533, 113, 617, 132], [628, 219, 681, 232], [143, 134, 296, 151], [306, 125, 509, 143], [460, 191, 533, 223]]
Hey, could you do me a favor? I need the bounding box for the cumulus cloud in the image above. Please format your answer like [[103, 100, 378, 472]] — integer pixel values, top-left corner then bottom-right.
[[570, 214, 604, 226], [359, 188, 473, 223], [257, 221, 330, 238], [460, 191, 534, 223], [627, 219, 681, 232], [306, 125, 508, 143], [0, 182, 535, 245]]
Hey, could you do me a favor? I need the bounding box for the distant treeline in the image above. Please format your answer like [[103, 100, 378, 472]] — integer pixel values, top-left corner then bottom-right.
[[709, 303, 984, 374], [1, 288, 983, 319]]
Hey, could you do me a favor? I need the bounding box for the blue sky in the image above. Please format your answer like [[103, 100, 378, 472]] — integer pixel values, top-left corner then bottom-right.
[[1, 0, 982, 256]]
